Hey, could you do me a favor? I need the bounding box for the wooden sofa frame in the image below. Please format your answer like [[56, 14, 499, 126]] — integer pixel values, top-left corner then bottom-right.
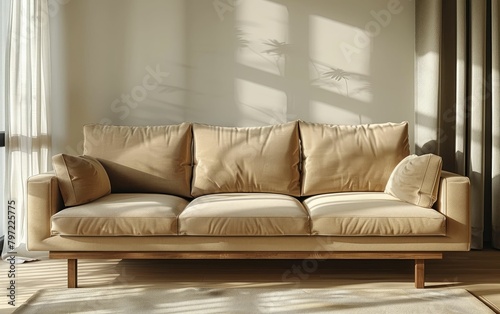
[[50, 251, 443, 289]]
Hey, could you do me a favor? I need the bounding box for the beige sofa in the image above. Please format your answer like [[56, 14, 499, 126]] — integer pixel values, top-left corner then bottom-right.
[[27, 121, 470, 288]]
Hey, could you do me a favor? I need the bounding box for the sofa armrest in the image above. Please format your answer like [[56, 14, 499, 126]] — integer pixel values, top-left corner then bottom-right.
[[434, 170, 471, 249], [27, 172, 64, 251]]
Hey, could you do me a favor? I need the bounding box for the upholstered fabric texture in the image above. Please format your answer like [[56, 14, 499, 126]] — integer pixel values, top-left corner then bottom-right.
[[83, 123, 192, 198], [191, 122, 301, 197], [304, 192, 446, 236], [52, 154, 111, 207], [299, 121, 410, 196], [385, 154, 443, 208], [179, 193, 310, 236], [28, 171, 471, 253], [51, 193, 189, 236]]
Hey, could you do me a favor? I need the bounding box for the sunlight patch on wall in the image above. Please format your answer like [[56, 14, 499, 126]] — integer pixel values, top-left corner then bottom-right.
[[309, 101, 372, 124], [309, 15, 372, 104], [235, 78, 287, 125], [235, 0, 288, 76], [309, 100, 370, 125], [415, 50, 440, 144]]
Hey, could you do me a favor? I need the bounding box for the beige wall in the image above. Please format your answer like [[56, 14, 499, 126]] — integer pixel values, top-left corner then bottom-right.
[[50, 0, 415, 154]]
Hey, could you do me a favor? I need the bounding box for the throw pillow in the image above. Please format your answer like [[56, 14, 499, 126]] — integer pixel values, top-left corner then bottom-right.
[[384, 153, 443, 208], [52, 154, 111, 207]]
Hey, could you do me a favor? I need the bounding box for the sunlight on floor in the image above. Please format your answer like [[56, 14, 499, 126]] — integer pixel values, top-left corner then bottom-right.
[[0, 251, 499, 313]]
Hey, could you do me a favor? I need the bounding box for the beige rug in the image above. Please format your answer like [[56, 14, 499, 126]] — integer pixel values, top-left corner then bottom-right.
[[13, 287, 495, 314]]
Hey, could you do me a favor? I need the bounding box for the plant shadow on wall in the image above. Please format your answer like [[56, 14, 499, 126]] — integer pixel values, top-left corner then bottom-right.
[[233, 28, 292, 124], [262, 39, 292, 76], [234, 28, 372, 124]]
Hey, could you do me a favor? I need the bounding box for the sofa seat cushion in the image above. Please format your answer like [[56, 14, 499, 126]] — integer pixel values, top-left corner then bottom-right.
[[51, 194, 189, 236], [304, 192, 446, 236], [179, 193, 310, 236]]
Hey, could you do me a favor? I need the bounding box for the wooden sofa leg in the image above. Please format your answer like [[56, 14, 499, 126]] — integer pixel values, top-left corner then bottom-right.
[[415, 259, 425, 288], [68, 259, 78, 288]]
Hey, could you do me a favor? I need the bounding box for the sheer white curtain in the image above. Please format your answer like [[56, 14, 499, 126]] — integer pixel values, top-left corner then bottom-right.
[[2, 0, 51, 260], [0, 0, 10, 253]]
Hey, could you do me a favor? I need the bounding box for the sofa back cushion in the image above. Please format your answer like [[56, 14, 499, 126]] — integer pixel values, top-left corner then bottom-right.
[[299, 121, 410, 196], [191, 121, 301, 197], [83, 123, 192, 198]]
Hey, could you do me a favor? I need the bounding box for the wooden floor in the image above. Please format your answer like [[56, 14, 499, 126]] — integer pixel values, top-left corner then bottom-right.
[[1, 249, 499, 313]]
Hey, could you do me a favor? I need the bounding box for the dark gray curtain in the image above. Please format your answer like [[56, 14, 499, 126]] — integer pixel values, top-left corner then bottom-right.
[[415, 0, 500, 249]]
